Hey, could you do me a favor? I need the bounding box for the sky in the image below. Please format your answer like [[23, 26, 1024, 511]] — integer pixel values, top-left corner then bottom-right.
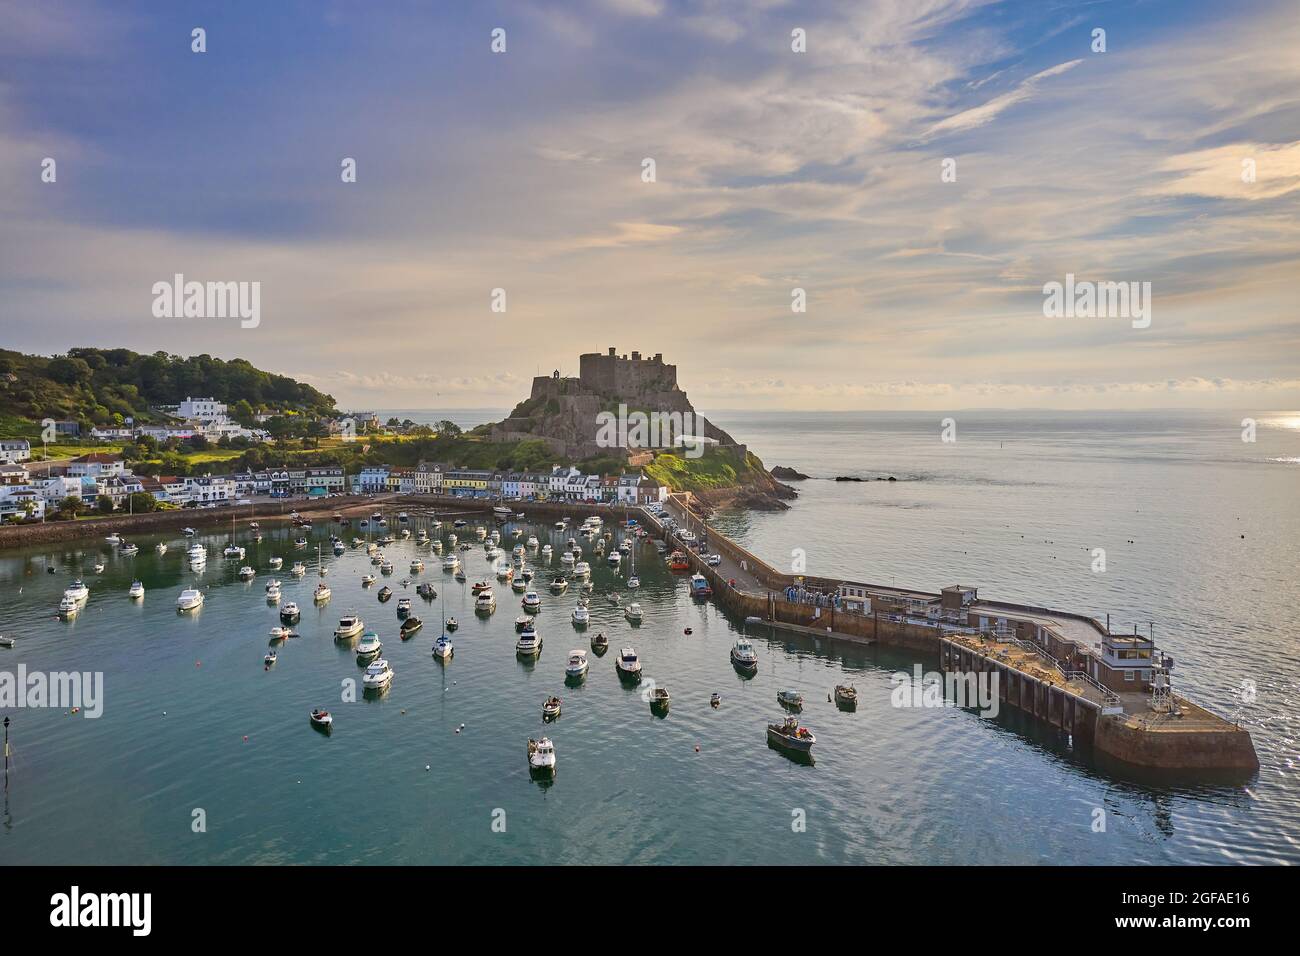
[[1, 0, 1298, 412]]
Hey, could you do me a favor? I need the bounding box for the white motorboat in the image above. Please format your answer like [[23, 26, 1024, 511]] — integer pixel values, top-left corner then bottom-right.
[[280, 601, 301, 622], [624, 602, 643, 623], [572, 604, 589, 626], [730, 637, 758, 671], [291, 562, 306, 576], [565, 649, 589, 679], [93, 561, 106, 574], [475, 526, 487, 541], [334, 613, 365, 639], [615, 646, 642, 682], [492, 505, 513, 518], [361, 573, 376, 586], [264, 650, 277, 666], [549, 576, 568, 594], [58, 595, 80, 618], [607, 552, 621, 567], [541, 544, 553, 557], [224, 543, 245, 559], [64, 580, 90, 602], [560, 551, 575, 567], [526, 535, 539, 549], [238, 565, 256, 580], [105, 533, 121, 544], [128, 580, 145, 599], [515, 615, 534, 631], [515, 624, 542, 656], [314, 582, 331, 602], [362, 658, 394, 691], [119, 541, 139, 556], [528, 737, 556, 774], [474, 588, 496, 613], [511, 577, 527, 592], [522, 591, 541, 612], [176, 588, 204, 611], [265, 578, 282, 593], [380, 561, 394, 575], [268, 556, 283, 569], [432, 634, 454, 660], [356, 631, 383, 658], [441, 555, 460, 572], [573, 561, 591, 579], [410, 559, 424, 573], [269, 625, 294, 641]]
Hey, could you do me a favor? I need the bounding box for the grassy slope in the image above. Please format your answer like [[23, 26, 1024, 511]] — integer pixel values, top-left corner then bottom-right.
[[643, 447, 770, 493]]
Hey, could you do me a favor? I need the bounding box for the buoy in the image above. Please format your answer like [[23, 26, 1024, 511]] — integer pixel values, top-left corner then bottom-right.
[[684, 627, 693, 635], [694, 744, 700, 752], [242, 735, 248, 742], [425, 765, 431, 771]]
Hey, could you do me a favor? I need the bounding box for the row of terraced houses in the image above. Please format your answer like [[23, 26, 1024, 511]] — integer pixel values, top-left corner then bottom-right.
[[355, 463, 668, 505]]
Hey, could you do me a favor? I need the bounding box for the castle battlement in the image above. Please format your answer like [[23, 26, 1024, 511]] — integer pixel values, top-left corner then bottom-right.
[[579, 346, 677, 396]]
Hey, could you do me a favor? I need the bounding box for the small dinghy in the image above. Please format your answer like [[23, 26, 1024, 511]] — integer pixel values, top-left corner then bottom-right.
[[93, 561, 106, 574], [417, 582, 437, 600], [834, 684, 858, 711], [591, 631, 610, 653], [377, 586, 393, 603], [264, 650, 278, 666], [310, 708, 333, 731], [542, 696, 562, 720], [269, 625, 295, 641], [445, 617, 458, 631], [649, 686, 671, 715], [710, 692, 722, 709], [777, 689, 805, 712], [400, 616, 423, 639], [361, 573, 376, 586], [0, 635, 17, 649]]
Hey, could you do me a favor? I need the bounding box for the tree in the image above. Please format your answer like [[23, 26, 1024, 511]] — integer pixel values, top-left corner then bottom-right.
[[128, 491, 158, 513], [435, 420, 463, 438], [56, 497, 84, 520], [97, 494, 115, 513], [47, 355, 93, 386]]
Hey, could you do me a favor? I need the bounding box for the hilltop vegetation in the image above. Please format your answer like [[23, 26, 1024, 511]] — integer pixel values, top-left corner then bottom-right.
[[0, 348, 336, 435]]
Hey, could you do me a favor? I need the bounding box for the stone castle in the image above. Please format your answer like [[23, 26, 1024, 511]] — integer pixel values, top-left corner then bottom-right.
[[490, 347, 738, 460]]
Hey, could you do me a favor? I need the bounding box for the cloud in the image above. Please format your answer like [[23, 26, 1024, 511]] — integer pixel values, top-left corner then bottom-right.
[[1147, 142, 1300, 200], [920, 59, 1083, 141]]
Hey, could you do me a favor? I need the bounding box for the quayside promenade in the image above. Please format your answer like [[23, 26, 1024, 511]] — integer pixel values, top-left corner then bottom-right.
[[400, 492, 1258, 776]]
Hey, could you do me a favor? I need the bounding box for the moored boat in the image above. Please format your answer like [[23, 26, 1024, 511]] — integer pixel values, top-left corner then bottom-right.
[[834, 684, 858, 711], [280, 601, 301, 623], [431, 633, 452, 658], [527, 736, 556, 775], [542, 695, 562, 720], [615, 646, 642, 683], [177, 588, 204, 612], [334, 613, 364, 639], [356, 630, 383, 659], [310, 708, 333, 730], [649, 686, 671, 714], [128, 580, 145, 599], [730, 637, 758, 673], [766, 715, 816, 760], [362, 658, 394, 691], [564, 649, 589, 680], [777, 689, 805, 711]]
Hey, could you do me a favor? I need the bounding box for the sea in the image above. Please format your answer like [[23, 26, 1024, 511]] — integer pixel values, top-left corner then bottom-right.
[[1, 409, 1296, 865]]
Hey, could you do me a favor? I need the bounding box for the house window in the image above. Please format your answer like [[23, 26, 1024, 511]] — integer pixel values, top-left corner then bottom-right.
[[1123, 670, 1135, 682]]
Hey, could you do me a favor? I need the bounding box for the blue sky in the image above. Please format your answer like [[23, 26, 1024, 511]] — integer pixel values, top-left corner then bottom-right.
[[2, 0, 1297, 410]]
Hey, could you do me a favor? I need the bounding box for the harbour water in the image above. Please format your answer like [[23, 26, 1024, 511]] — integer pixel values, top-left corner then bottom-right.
[[1, 409, 1297, 864]]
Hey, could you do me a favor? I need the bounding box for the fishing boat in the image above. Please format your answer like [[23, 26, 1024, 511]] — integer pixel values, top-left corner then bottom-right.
[[238, 565, 256, 580], [730, 637, 758, 672], [522, 591, 542, 613], [549, 576, 568, 594], [777, 690, 805, 711], [356, 631, 383, 659], [649, 687, 671, 714], [542, 696, 562, 720], [268, 556, 283, 569], [710, 692, 722, 709], [474, 588, 496, 613], [834, 684, 858, 711], [377, 586, 393, 602], [264, 650, 277, 666], [615, 646, 642, 683], [176, 588, 204, 612], [624, 602, 643, 623], [667, 551, 691, 571], [401, 616, 424, 639], [361, 573, 376, 586], [445, 617, 458, 631], [280, 602, 301, 623], [334, 613, 365, 639], [689, 573, 713, 598], [515, 624, 541, 656], [527, 737, 556, 775], [314, 582, 331, 603], [766, 715, 816, 759], [591, 631, 609, 654], [564, 649, 589, 680], [572, 604, 589, 626], [310, 708, 333, 731], [128, 580, 145, 599], [396, 597, 412, 617], [362, 658, 394, 691]]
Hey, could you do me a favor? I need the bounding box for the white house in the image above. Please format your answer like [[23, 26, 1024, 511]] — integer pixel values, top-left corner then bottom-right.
[[66, 453, 126, 478], [0, 439, 32, 463], [177, 397, 228, 420], [617, 473, 641, 505], [185, 475, 235, 503], [357, 466, 390, 492]]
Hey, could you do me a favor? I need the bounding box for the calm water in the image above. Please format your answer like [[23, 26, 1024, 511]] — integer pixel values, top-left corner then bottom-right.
[[1, 409, 1298, 865]]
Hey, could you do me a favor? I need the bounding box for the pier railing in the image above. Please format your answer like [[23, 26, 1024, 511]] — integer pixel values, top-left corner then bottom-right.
[[1002, 637, 1121, 705]]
